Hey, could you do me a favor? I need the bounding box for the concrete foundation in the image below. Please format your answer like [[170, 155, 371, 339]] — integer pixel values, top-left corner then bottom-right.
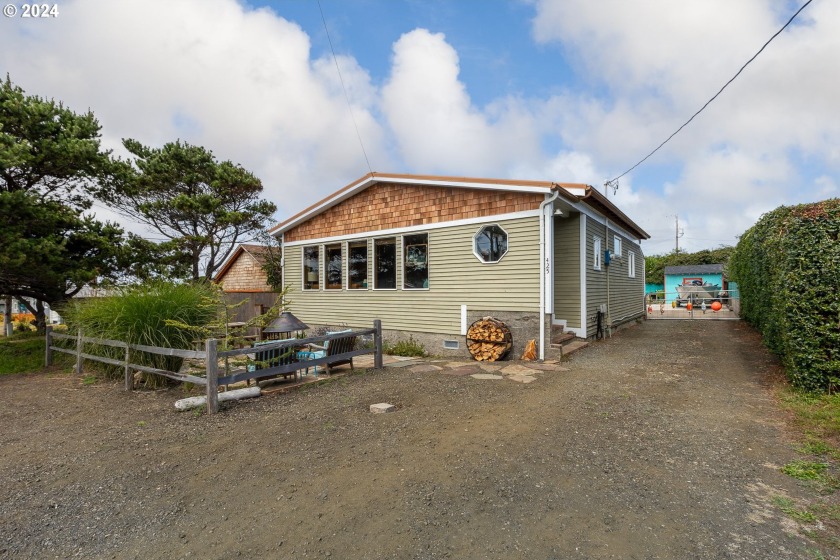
[[307, 310, 544, 361]]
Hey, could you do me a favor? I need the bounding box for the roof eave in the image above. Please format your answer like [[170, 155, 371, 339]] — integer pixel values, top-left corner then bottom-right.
[[269, 172, 560, 236], [573, 186, 651, 240]]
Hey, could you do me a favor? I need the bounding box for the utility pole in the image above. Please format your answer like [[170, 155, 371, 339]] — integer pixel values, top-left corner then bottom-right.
[[675, 215, 684, 252]]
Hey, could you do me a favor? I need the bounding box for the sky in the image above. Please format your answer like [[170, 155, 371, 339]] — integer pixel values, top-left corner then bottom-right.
[[2, 0, 837, 255]]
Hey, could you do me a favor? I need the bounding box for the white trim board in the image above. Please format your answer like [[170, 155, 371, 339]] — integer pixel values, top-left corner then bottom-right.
[[566, 200, 642, 245], [579, 214, 588, 337], [276, 176, 553, 234], [282, 209, 541, 247]]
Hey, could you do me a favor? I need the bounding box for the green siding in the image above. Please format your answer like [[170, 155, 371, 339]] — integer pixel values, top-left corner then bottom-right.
[[284, 217, 541, 335], [584, 218, 645, 338], [552, 213, 581, 328]]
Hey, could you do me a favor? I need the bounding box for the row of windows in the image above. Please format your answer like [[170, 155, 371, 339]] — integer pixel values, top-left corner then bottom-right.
[[300, 225, 510, 292], [303, 234, 429, 291], [593, 235, 637, 278]]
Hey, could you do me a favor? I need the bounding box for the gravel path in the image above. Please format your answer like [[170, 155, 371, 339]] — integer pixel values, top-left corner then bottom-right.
[[0, 320, 824, 559]]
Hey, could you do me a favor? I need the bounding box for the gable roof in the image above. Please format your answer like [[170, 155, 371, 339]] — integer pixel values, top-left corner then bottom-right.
[[664, 264, 725, 275], [213, 244, 271, 283], [270, 172, 650, 240]]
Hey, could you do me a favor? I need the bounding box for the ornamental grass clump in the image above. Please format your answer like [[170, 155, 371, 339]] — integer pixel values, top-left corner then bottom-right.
[[64, 280, 223, 387]]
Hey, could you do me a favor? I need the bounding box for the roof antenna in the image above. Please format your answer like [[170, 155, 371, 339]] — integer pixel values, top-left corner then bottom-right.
[[604, 179, 619, 198]]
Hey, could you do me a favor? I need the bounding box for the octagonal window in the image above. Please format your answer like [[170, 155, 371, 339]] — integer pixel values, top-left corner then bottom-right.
[[474, 224, 508, 263]]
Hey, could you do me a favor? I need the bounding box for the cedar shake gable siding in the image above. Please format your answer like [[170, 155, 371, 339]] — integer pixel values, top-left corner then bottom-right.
[[283, 183, 544, 242], [214, 245, 273, 293]]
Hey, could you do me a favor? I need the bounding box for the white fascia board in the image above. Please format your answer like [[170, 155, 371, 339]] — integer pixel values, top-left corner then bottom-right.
[[386, 176, 552, 194], [283, 209, 541, 247], [567, 199, 642, 245], [275, 176, 552, 235]]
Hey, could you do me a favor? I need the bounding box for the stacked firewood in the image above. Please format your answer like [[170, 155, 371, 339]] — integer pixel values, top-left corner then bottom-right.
[[466, 317, 512, 361]]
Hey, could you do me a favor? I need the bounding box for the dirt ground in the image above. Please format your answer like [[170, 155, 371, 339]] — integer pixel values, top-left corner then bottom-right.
[[0, 320, 831, 559]]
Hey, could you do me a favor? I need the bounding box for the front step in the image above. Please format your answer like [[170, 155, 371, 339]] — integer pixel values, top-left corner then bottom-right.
[[552, 331, 576, 345], [551, 339, 589, 357], [550, 325, 589, 357]]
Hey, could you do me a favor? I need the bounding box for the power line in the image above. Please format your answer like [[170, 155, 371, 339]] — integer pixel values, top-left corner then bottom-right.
[[605, 0, 813, 189], [316, 0, 374, 176]]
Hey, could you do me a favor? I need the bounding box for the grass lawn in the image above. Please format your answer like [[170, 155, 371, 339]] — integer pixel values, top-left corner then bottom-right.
[[774, 386, 840, 555], [0, 332, 48, 375]]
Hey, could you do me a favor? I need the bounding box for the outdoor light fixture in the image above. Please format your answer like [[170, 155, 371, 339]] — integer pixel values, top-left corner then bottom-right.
[[263, 311, 309, 338]]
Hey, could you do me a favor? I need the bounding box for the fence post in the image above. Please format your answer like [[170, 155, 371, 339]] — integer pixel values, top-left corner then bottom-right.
[[45, 325, 53, 367], [124, 344, 132, 391], [373, 319, 383, 369], [75, 329, 83, 375], [206, 338, 219, 414]]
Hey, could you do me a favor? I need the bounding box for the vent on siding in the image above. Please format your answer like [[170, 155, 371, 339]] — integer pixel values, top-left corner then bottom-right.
[[443, 340, 460, 350]]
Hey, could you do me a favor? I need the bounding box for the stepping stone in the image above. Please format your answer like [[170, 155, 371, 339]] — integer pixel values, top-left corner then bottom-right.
[[501, 364, 538, 375], [410, 364, 443, 373], [443, 366, 481, 376], [508, 374, 537, 384], [370, 403, 396, 413], [389, 360, 421, 368], [479, 364, 503, 372], [445, 362, 472, 369], [523, 363, 570, 372], [470, 373, 504, 380]]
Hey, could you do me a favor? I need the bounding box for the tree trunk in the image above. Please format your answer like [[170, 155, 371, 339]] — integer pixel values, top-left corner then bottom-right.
[[3, 295, 12, 337], [20, 298, 47, 334]]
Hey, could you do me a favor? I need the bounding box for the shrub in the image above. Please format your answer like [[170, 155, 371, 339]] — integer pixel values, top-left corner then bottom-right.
[[383, 336, 426, 357], [730, 199, 840, 391], [63, 280, 223, 386]]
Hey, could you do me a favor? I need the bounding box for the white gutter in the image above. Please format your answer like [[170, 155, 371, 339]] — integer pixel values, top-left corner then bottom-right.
[[538, 190, 560, 360]]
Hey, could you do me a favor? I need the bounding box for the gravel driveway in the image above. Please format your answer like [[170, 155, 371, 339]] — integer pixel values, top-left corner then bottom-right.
[[0, 320, 822, 559]]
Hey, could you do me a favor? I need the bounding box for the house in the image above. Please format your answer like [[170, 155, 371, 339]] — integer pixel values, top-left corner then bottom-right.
[[663, 264, 727, 304], [213, 244, 279, 333], [270, 173, 650, 359]]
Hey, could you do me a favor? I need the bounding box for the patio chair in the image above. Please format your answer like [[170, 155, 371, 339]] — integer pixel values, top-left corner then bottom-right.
[[308, 329, 357, 375], [248, 340, 299, 383]]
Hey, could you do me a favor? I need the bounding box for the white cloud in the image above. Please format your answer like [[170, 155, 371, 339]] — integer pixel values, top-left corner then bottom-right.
[[2, 0, 835, 260], [0, 0, 388, 223], [531, 0, 840, 253], [381, 29, 541, 176]]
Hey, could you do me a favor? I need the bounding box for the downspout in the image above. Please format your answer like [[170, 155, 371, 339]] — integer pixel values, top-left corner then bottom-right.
[[539, 189, 561, 360], [606, 218, 612, 338], [280, 232, 285, 305]]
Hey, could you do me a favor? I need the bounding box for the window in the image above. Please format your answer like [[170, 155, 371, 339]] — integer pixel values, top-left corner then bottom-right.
[[325, 244, 342, 290], [593, 237, 602, 271], [348, 241, 368, 289], [303, 246, 320, 290], [403, 233, 428, 289], [374, 238, 397, 289], [628, 251, 636, 278], [474, 224, 508, 263], [613, 236, 622, 258]]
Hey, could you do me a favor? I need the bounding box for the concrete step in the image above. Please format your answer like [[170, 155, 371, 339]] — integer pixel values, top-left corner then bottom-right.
[[551, 331, 576, 345], [562, 340, 589, 356], [549, 339, 589, 357]]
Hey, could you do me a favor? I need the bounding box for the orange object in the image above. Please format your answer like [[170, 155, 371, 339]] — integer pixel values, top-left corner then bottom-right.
[[647, 306, 652, 314], [711, 301, 722, 312], [686, 302, 693, 311]]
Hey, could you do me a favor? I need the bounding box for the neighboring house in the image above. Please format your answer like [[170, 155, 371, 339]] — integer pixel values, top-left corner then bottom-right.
[[663, 264, 727, 304], [645, 283, 665, 296], [0, 296, 61, 325], [214, 244, 279, 332], [270, 173, 650, 359]]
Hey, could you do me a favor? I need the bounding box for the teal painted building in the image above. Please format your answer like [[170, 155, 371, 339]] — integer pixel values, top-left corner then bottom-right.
[[663, 264, 726, 304]]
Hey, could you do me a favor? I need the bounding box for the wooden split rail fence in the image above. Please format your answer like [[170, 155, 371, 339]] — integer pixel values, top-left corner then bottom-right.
[[46, 320, 384, 414]]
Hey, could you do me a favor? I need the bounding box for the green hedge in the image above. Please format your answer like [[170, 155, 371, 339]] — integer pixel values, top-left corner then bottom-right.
[[730, 199, 840, 391]]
